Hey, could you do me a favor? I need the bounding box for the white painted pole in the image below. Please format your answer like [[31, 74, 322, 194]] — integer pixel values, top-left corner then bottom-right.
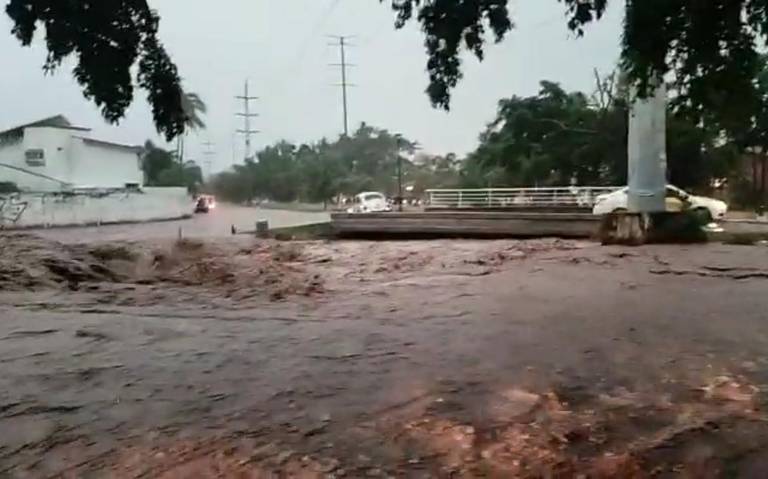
[[628, 82, 667, 213]]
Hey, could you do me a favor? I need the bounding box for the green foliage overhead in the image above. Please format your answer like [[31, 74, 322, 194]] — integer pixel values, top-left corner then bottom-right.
[[8, 0, 768, 136], [5, 0, 186, 141], [385, 0, 513, 110], [388, 0, 768, 133]]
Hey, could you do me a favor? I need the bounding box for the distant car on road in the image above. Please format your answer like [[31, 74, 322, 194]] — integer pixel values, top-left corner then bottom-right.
[[194, 195, 216, 214], [347, 192, 392, 214], [592, 185, 727, 222]]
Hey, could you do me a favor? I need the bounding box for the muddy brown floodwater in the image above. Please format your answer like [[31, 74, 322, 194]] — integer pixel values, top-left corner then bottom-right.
[[2, 233, 768, 478]]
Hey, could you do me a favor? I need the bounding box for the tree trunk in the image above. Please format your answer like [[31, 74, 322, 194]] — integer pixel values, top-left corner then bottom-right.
[[753, 155, 759, 201], [176, 135, 185, 165], [761, 153, 767, 205]]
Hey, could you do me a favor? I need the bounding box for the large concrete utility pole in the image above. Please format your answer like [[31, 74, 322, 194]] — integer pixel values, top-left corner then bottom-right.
[[627, 82, 667, 213], [602, 82, 669, 244]]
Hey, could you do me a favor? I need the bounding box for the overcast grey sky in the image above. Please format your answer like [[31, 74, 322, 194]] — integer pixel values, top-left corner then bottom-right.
[[0, 0, 622, 174]]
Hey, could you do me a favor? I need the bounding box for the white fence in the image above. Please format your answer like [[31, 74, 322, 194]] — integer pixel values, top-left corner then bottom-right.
[[426, 187, 620, 209]]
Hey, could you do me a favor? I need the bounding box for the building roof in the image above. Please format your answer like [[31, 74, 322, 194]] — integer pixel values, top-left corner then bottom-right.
[[0, 115, 91, 138], [76, 136, 142, 153], [0, 115, 141, 155]]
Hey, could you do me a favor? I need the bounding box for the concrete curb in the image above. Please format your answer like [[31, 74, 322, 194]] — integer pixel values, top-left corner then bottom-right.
[[1, 214, 193, 231]]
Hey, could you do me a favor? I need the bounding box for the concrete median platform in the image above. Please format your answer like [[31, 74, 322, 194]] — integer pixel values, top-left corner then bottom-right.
[[331, 211, 601, 238]]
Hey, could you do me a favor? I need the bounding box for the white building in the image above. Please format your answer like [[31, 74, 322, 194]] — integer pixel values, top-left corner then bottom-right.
[[0, 115, 143, 192]]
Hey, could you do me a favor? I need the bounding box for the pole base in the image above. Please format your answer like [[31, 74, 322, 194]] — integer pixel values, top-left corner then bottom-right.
[[599, 212, 647, 246], [599, 211, 708, 245]]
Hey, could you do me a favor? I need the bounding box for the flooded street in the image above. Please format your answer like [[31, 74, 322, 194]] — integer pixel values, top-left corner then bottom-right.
[[2, 233, 768, 477], [28, 204, 330, 243]]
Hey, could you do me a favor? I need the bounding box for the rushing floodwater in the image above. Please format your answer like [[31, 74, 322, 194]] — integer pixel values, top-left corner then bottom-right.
[[28, 204, 331, 243], [2, 235, 768, 476]]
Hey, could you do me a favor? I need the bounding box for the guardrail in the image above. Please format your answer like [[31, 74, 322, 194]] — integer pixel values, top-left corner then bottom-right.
[[425, 187, 620, 209]]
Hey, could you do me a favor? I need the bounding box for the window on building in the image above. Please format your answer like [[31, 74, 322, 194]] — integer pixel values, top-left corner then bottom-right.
[[24, 149, 45, 167]]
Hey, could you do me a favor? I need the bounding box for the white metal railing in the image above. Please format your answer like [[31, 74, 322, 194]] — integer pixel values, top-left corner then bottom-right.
[[426, 187, 620, 209]]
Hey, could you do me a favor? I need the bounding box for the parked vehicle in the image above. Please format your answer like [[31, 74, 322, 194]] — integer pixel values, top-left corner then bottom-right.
[[347, 192, 392, 213], [592, 185, 727, 221], [194, 195, 216, 214]]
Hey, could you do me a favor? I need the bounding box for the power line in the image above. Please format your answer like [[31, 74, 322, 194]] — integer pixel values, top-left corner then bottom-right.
[[294, 0, 343, 66], [328, 35, 356, 136], [235, 79, 259, 162], [263, 0, 344, 101]]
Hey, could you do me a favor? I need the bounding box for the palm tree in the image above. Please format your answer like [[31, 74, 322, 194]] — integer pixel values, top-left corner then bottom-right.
[[181, 92, 207, 130], [176, 91, 207, 164]]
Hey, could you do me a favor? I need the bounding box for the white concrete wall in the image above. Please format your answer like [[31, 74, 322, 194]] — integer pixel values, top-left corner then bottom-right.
[[2, 187, 191, 228], [69, 138, 143, 188]]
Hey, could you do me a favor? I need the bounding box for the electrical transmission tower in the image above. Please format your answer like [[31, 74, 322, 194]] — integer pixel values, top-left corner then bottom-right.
[[235, 80, 259, 162], [202, 140, 215, 180], [328, 35, 355, 136]]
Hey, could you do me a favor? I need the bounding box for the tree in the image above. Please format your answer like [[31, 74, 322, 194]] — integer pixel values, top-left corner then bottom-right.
[[9, 1, 768, 136], [469, 81, 613, 186], [735, 54, 768, 205], [155, 160, 202, 191], [466, 77, 736, 192], [297, 144, 342, 208], [409, 153, 462, 192], [142, 141, 175, 185], [207, 124, 421, 205], [181, 92, 207, 130], [388, 0, 767, 135], [175, 91, 207, 163], [142, 141, 202, 191], [5, 0, 186, 140], [209, 170, 251, 204], [181, 161, 204, 191], [253, 141, 301, 202]]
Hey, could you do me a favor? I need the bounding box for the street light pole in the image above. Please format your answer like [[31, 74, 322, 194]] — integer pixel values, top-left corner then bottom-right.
[[397, 153, 403, 212], [394, 134, 404, 212]]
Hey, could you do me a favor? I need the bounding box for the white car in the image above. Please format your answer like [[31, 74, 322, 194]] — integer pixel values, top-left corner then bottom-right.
[[347, 192, 392, 213], [593, 185, 727, 221]]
